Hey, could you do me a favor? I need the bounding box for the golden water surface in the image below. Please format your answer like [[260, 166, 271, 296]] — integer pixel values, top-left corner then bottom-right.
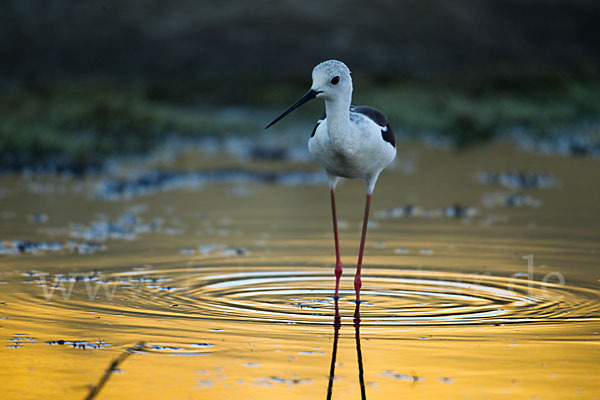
[[1, 143, 599, 399]]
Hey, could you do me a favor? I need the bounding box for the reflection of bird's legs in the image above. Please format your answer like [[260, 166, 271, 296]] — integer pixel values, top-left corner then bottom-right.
[[327, 298, 341, 400], [354, 301, 366, 400]]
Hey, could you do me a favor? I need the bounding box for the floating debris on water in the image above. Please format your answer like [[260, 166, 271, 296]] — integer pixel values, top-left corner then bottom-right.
[[147, 345, 183, 351], [253, 376, 313, 387], [94, 169, 328, 200], [67, 241, 106, 254], [158, 286, 182, 291], [7, 334, 37, 348], [1, 241, 62, 255], [129, 276, 173, 287], [381, 370, 425, 383], [476, 170, 559, 189], [52, 272, 101, 282], [198, 136, 312, 162], [0, 240, 105, 255], [144, 343, 214, 356], [244, 362, 261, 367], [69, 208, 164, 242], [223, 248, 249, 257], [482, 192, 542, 208], [179, 244, 248, 257], [375, 204, 477, 219], [298, 351, 324, 355], [45, 339, 110, 350], [509, 129, 600, 158], [190, 343, 214, 348], [195, 379, 214, 388]]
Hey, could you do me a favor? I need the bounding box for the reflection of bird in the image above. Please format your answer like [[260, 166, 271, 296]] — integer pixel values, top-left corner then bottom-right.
[[354, 302, 367, 400], [326, 299, 367, 400], [326, 298, 341, 400], [266, 60, 396, 302]]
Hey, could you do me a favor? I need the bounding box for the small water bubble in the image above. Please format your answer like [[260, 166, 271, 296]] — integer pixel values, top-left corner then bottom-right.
[[298, 349, 323, 355], [196, 379, 214, 388], [244, 362, 261, 367]]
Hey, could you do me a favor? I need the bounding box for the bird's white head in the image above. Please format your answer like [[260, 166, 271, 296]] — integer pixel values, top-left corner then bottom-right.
[[310, 60, 353, 101], [265, 60, 352, 129]]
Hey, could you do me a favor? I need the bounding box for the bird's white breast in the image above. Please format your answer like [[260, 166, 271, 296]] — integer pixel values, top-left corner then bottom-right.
[[308, 114, 396, 180]]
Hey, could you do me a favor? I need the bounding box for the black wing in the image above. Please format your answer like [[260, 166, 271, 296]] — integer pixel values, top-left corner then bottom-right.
[[350, 105, 395, 147], [310, 111, 327, 138]]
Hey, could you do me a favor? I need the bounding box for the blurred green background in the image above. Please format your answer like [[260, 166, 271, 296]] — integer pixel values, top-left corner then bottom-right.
[[1, 0, 599, 170]]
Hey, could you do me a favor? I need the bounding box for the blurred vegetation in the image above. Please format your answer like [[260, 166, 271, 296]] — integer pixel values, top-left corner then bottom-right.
[[356, 78, 600, 146], [1, 1, 599, 170], [0, 84, 261, 171], [1, 76, 599, 170]]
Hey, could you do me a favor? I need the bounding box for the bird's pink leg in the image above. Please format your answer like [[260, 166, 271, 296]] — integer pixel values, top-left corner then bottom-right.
[[355, 193, 372, 303], [330, 189, 343, 299]]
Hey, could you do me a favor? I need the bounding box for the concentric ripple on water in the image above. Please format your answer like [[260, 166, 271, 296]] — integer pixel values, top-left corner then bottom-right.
[[106, 260, 600, 329]]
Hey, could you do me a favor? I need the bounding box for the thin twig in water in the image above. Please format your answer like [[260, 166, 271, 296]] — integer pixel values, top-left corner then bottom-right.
[[84, 341, 146, 400]]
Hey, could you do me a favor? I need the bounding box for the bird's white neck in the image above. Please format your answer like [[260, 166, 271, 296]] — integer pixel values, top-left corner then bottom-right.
[[324, 94, 352, 138]]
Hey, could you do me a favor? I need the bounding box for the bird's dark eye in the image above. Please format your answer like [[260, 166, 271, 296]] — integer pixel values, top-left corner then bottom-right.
[[330, 76, 340, 85]]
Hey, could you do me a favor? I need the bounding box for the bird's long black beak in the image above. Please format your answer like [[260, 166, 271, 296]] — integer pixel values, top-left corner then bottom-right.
[[265, 89, 321, 129]]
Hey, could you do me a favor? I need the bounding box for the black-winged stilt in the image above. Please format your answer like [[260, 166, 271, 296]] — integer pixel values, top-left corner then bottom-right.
[[266, 60, 396, 302]]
